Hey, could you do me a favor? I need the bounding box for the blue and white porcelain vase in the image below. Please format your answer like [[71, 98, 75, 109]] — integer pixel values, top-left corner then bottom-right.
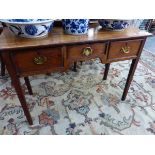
[[62, 19, 89, 35], [0, 19, 54, 38]]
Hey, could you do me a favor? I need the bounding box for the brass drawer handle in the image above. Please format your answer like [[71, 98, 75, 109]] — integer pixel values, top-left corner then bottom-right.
[[121, 46, 130, 54], [82, 47, 93, 56], [34, 56, 47, 65]]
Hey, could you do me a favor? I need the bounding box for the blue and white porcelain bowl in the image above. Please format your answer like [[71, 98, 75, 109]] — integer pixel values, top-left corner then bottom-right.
[[62, 19, 89, 35], [0, 19, 54, 38], [98, 19, 131, 31]]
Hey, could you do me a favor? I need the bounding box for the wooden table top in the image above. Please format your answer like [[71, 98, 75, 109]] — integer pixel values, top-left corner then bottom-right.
[[0, 24, 152, 51]]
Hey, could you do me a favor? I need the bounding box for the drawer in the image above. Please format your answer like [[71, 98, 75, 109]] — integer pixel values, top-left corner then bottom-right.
[[108, 39, 143, 61], [67, 43, 107, 61], [12, 47, 64, 74]]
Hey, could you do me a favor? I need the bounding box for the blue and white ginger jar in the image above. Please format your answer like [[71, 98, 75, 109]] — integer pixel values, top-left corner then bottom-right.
[[62, 19, 89, 35]]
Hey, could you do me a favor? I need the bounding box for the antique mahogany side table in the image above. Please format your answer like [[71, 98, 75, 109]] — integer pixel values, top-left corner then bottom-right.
[[0, 25, 152, 125]]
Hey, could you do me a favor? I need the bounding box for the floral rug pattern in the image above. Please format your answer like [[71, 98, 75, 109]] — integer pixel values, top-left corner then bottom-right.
[[0, 49, 155, 135]]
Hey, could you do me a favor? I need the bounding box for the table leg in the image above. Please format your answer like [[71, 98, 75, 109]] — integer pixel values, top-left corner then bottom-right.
[[80, 61, 83, 65], [73, 62, 77, 72], [12, 78, 33, 125], [121, 59, 139, 101], [1, 53, 33, 125], [0, 54, 5, 76], [103, 63, 110, 80], [24, 77, 33, 95]]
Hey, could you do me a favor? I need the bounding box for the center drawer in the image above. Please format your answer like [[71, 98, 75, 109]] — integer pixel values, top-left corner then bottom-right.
[[11, 47, 64, 75], [67, 43, 107, 61]]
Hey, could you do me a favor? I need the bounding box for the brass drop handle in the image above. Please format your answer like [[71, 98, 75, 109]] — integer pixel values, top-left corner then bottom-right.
[[34, 56, 47, 65], [121, 46, 130, 54], [82, 47, 93, 56]]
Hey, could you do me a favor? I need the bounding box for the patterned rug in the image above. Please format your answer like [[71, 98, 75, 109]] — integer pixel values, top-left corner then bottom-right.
[[0, 49, 155, 135]]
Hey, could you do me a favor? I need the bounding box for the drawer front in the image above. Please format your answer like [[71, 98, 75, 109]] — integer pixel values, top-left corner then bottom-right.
[[12, 47, 64, 74], [67, 43, 107, 61], [108, 39, 143, 61]]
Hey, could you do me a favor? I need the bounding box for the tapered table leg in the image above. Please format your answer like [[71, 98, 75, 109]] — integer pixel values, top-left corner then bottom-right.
[[1, 53, 33, 125], [121, 59, 139, 101], [73, 62, 77, 72], [0, 54, 5, 76], [24, 77, 33, 95], [12, 78, 33, 125], [80, 61, 83, 65], [103, 63, 110, 80]]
